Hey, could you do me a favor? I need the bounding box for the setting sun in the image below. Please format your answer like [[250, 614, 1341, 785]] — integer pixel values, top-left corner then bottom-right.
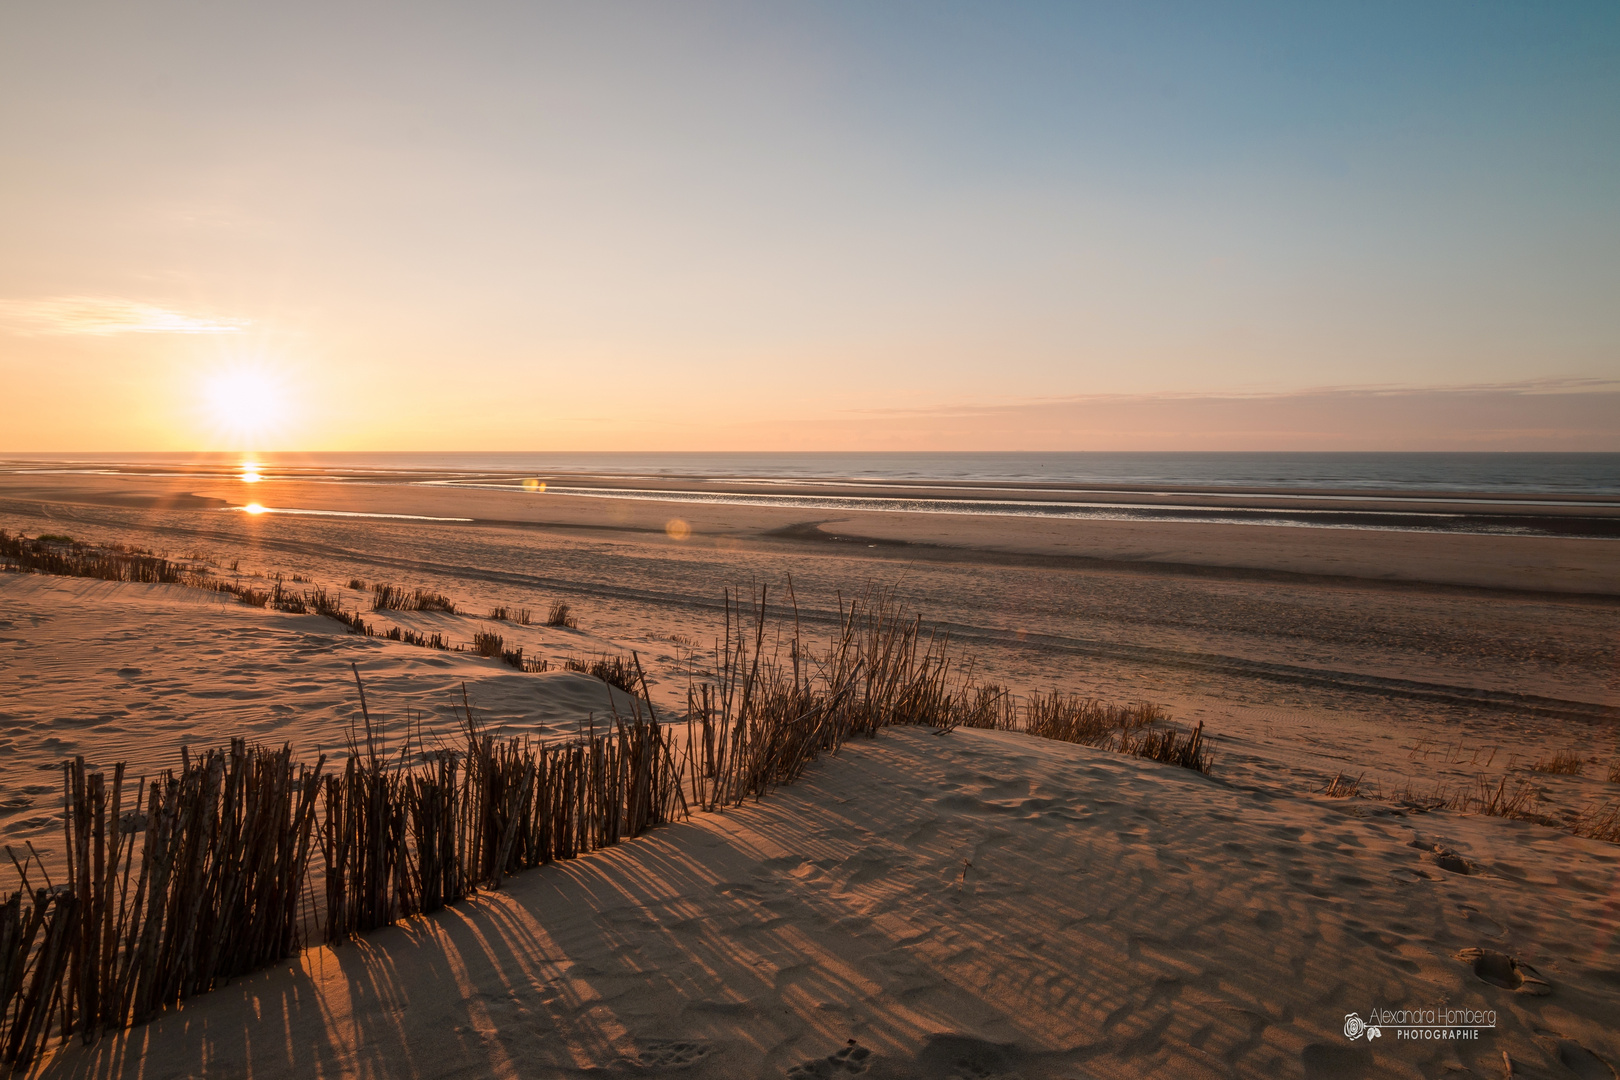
[[200, 367, 288, 447]]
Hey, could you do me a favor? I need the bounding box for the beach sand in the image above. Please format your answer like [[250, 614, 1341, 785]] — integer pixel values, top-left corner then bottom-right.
[[2, 470, 1618, 1078]]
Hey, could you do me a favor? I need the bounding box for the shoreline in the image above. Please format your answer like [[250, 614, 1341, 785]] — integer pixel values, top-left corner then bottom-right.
[[4, 472, 1620, 598]]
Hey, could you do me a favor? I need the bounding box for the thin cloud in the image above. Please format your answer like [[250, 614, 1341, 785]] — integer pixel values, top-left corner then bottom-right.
[[0, 296, 249, 336], [843, 377, 1620, 419]]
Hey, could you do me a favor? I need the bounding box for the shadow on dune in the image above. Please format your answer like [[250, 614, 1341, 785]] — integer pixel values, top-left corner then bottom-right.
[[38, 730, 1613, 1079]]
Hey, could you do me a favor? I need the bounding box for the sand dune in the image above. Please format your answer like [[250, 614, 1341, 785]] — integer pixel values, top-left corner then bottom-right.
[[0, 574, 644, 854], [32, 725, 1620, 1079]]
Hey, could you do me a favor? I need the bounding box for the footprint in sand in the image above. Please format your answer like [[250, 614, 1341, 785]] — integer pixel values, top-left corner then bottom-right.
[[1554, 1038, 1620, 1080], [637, 1040, 714, 1069], [1251, 909, 1283, 931], [913, 1034, 1030, 1080], [786, 1040, 872, 1077], [1456, 948, 1552, 995], [1408, 839, 1471, 874], [1424, 847, 1472, 875]]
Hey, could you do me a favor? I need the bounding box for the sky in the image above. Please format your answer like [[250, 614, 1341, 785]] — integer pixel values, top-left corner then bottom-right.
[[1, 1, 1616, 452]]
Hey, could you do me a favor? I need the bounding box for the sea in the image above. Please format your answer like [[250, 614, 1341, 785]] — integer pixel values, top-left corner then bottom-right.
[[4, 451, 1618, 495], [4, 452, 1617, 537]]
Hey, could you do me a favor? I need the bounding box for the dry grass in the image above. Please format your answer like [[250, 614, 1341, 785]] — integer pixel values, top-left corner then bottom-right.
[[1, 530, 186, 585], [1024, 692, 1160, 746], [1393, 773, 1551, 824], [544, 601, 577, 628], [346, 578, 367, 591], [1471, 774, 1546, 818], [679, 584, 1215, 815], [1323, 772, 1364, 798], [488, 606, 533, 626], [383, 626, 448, 650], [308, 588, 372, 636], [268, 575, 308, 614], [229, 586, 272, 608], [1531, 750, 1585, 776], [1610, 758, 1620, 784], [565, 654, 638, 693], [472, 631, 504, 659], [371, 583, 457, 614], [1572, 802, 1620, 843], [955, 684, 1201, 770], [954, 684, 1019, 731], [1117, 722, 1211, 772]]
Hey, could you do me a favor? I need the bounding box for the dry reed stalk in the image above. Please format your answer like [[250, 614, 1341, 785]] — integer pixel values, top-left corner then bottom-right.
[[1, 889, 75, 1070], [1, 742, 321, 1068], [1323, 772, 1363, 798], [1530, 750, 1584, 776], [681, 585, 995, 813], [1472, 775, 1545, 820], [385, 626, 449, 650], [1023, 691, 1160, 745], [564, 654, 637, 693], [371, 584, 456, 614], [0, 531, 186, 586], [1116, 721, 1212, 773], [1571, 802, 1620, 843], [954, 684, 1019, 731]]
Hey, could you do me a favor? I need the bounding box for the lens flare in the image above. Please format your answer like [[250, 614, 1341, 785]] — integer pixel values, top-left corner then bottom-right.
[[665, 518, 691, 540]]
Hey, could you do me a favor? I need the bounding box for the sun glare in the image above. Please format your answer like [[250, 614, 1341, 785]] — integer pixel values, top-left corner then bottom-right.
[[240, 461, 262, 483], [200, 367, 289, 447], [243, 503, 266, 515]]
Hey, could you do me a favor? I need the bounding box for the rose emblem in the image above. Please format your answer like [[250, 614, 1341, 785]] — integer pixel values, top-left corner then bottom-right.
[[1343, 1014, 1367, 1040]]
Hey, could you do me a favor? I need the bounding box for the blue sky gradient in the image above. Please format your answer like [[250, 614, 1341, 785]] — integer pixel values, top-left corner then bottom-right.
[[1, 2, 1615, 448]]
